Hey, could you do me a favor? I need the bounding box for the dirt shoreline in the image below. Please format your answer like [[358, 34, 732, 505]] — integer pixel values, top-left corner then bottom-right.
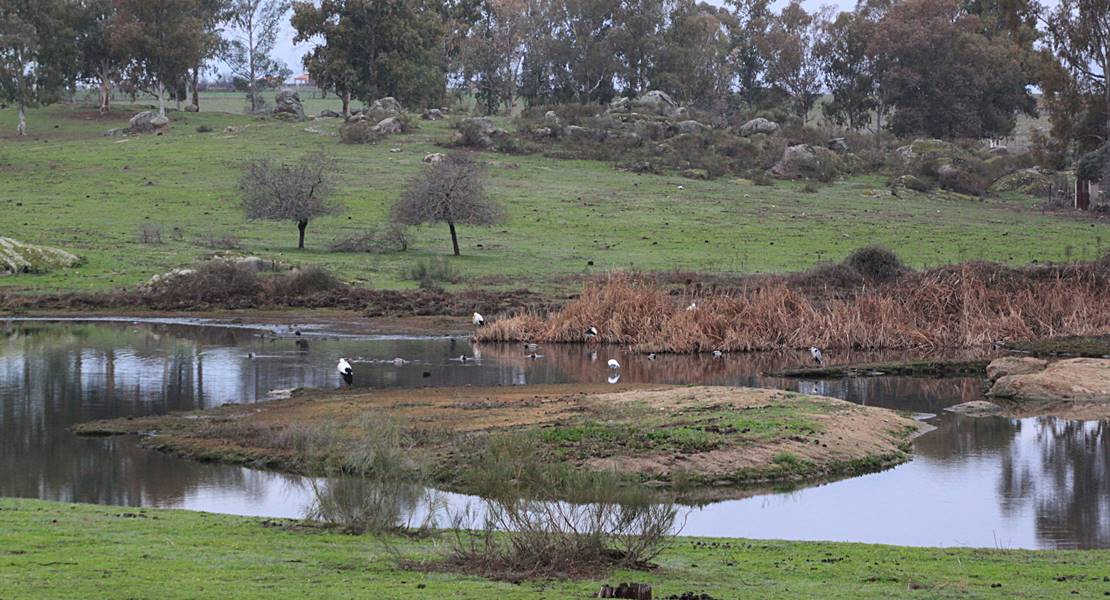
[[74, 383, 926, 501], [0, 308, 473, 337]]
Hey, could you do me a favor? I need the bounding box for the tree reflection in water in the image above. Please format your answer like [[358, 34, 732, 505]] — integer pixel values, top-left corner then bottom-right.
[[4, 319, 1110, 548]]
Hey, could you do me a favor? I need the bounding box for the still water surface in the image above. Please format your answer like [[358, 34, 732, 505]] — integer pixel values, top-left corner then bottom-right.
[[2, 318, 1108, 549]]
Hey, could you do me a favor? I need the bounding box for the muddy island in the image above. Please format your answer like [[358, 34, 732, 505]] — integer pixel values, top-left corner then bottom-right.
[[75, 384, 924, 500]]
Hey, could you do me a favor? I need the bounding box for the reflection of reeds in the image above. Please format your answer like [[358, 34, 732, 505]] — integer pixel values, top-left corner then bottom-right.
[[477, 263, 1110, 352]]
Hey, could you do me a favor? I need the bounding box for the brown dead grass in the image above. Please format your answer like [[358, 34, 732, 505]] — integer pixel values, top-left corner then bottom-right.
[[476, 260, 1110, 352]]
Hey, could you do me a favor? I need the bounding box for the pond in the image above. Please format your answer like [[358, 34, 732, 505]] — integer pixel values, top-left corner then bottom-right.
[[1, 318, 1108, 549]]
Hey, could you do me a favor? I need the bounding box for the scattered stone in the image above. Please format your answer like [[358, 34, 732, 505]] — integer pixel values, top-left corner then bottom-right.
[[103, 127, 124, 137], [564, 125, 595, 142], [674, 120, 708, 135], [371, 116, 405, 135], [224, 125, 242, 134], [634, 90, 681, 117], [0, 237, 83, 275], [739, 117, 779, 136], [827, 137, 849, 153], [944, 400, 1006, 417], [364, 96, 404, 122], [421, 108, 444, 120], [680, 168, 709, 180], [989, 358, 1110, 403], [423, 153, 445, 164], [318, 109, 341, 118], [128, 111, 170, 134], [184, 104, 199, 113], [987, 357, 1048, 381], [273, 89, 305, 121], [772, 144, 842, 179]]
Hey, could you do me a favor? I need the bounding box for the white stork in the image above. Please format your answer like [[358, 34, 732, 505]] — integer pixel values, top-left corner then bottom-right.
[[472, 312, 485, 326], [337, 358, 354, 386]]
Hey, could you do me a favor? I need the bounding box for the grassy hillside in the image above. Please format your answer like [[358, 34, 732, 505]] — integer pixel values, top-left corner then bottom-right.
[[3, 498, 1110, 599], [1, 98, 1107, 297]]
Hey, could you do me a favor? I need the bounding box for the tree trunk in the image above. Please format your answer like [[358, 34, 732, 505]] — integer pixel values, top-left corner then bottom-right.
[[17, 102, 26, 136], [191, 67, 200, 111], [448, 220, 460, 256], [341, 92, 350, 117], [158, 81, 166, 117], [99, 75, 111, 114], [297, 220, 308, 249]]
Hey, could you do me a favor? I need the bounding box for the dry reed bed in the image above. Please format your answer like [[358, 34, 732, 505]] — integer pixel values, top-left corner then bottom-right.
[[475, 262, 1110, 352]]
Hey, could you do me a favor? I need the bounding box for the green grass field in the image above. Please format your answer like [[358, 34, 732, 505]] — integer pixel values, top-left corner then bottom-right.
[[2, 95, 1108, 297], [3, 498, 1110, 599]]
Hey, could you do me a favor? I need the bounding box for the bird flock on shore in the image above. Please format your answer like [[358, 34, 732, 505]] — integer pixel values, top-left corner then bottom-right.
[[333, 310, 826, 388]]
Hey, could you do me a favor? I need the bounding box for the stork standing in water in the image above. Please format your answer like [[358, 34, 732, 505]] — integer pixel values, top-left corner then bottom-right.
[[472, 312, 485, 326], [337, 358, 354, 386], [810, 347, 824, 366], [608, 358, 621, 370]]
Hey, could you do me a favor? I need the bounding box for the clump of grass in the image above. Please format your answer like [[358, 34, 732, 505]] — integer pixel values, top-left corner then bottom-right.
[[196, 124, 213, 133], [405, 257, 461, 289], [137, 224, 162, 245], [195, 233, 242, 250]]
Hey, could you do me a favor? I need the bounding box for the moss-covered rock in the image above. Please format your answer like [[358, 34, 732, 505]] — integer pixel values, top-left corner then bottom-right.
[[989, 167, 1054, 197], [895, 138, 974, 165], [0, 237, 82, 274]]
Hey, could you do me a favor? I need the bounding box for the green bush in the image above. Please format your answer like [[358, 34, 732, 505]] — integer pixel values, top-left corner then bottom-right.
[[405, 257, 461, 289]]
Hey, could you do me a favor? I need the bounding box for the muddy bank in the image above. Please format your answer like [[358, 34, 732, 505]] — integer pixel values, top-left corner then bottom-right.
[[0, 309, 474, 337], [1003, 336, 1110, 358], [0, 285, 549, 319], [74, 384, 925, 500], [768, 358, 990, 379]]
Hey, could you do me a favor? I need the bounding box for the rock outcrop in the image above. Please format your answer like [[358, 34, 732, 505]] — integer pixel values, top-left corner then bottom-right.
[[273, 90, 305, 120], [772, 144, 842, 179], [739, 117, 779, 136], [128, 111, 170, 134], [989, 358, 1110, 403], [0, 237, 82, 275], [986, 357, 1048, 382]]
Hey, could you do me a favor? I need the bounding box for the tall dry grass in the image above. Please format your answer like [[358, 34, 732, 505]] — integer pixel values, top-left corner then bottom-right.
[[475, 261, 1110, 352]]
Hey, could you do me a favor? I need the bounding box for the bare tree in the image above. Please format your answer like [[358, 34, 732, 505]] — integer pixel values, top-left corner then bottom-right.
[[222, 0, 290, 114], [240, 152, 341, 249], [392, 153, 504, 256]]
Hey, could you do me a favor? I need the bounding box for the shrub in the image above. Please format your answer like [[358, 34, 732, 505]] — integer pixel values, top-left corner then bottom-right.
[[447, 433, 679, 579], [196, 233, 242, 250], [938, 167, 988, 196], [145, 260, 261, 305], [137, 224, 163, 244], [339, 120, 384, 144], [843, 246, 908, 283], [329, 225, 409, 254], [405, 257, 461, 289], [268, 266, 343, 297]]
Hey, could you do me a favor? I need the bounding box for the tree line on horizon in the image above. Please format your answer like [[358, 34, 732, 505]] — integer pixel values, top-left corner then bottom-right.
[[1, 0, 1109, 166]]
